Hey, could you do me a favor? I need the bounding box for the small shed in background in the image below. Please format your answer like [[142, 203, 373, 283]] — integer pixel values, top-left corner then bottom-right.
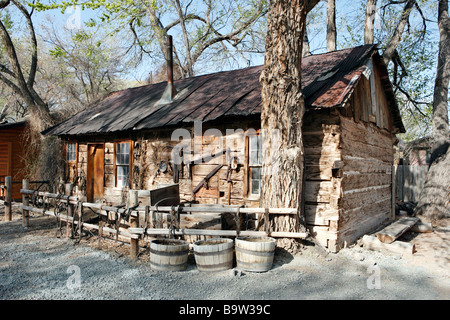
[[0, 120, 28, 200]]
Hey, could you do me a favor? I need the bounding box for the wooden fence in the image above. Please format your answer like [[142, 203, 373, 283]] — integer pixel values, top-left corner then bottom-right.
[[395, 165, 428, 202], [0, 178, 49, 221], [14, 180, 307, 259], [0, 176, 12, 221]]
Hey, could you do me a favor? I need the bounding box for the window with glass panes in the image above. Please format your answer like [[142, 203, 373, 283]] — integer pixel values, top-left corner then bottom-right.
[[115, 142, 130, 188], [66, 142, 77, 162], [248, 134, 262, 195]]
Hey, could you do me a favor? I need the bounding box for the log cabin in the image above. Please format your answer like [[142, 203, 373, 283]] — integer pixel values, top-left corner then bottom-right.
[[42, 44, 405, 252], [0, 120, 28, 200]]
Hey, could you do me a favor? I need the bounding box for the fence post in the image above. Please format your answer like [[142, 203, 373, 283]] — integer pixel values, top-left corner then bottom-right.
[[129, 190, 139, 259], [65, 183, 74, 238], [391, 165, 397, 220], [22, 179, 29, 228], [5, 176, 12, 221]]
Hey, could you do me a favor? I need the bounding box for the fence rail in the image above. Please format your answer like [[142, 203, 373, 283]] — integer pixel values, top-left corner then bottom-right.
[[395, 165, 428, 202], [8, 180, 307, 259]]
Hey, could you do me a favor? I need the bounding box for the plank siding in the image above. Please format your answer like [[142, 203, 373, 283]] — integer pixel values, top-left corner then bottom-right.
[[0, 123, 28, 200]]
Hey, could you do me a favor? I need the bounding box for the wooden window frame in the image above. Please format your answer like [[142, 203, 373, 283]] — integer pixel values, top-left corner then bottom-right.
[[65, 141, 78, 163], [65, 141, 78, 179], [244, 130, 262, 198], [113, 139, 133, 189]]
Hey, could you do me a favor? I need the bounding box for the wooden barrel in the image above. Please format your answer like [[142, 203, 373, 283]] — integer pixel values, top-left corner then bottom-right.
[[235, 236, 275, 272], [150, 239, 189, 271], [193, 238, 234, 272]]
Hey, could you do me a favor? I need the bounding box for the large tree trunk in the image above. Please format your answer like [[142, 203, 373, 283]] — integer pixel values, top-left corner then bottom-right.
[[364, 0, 377, 44], [431, 0, 450, 148], [259, 0, 318, 252], [414, 0, 450, 220], [326, 0, 336, 52]]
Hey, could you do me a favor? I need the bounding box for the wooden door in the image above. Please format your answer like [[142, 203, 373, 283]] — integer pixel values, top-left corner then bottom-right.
[[87, 144, 105, 202]]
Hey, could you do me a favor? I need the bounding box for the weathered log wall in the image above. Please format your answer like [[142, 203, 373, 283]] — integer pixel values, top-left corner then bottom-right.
[[65, 63, 397, 252], [67, 119, 261, 209], [301, 62, 397, 252], [338, 115, 394, 249], [302, 110, 342, 251], [335, 63, 396, 250]]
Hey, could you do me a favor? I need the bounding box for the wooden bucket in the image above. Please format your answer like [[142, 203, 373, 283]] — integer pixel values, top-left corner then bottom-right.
[[235, 236, 276, 272], [193, 238, 234, 272], [150, 239, 189, 271]]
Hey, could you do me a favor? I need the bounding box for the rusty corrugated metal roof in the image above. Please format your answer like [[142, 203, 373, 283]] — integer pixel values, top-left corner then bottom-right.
[[43, 44, 404, 136]]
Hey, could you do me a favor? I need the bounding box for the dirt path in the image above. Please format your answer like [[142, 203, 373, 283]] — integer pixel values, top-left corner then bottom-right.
[[1, 208, 449, 300]]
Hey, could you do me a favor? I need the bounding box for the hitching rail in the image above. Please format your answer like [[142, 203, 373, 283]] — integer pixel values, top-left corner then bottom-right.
[[19, 184, 308, 258]]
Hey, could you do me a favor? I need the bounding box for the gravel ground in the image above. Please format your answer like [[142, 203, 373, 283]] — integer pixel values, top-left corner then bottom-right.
[[1, 208, 449, 301]]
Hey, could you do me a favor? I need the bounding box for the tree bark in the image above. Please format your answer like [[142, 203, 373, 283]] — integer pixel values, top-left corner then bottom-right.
[[259, 0, 319, 252], [326, 0, 336, 52], [173, 0, 194, 77], [431, 0, 450, 148], [414, 0, 450, 220], [0, 0, 52, 129], [364, 0, 377, 44]]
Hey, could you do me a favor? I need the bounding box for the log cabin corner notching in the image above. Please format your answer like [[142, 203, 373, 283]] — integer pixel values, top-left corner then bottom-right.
[[42, 44, 405, 252]]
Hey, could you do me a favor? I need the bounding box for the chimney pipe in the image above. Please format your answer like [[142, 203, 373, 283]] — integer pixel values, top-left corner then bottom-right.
[[159, 35, 177, 104], [167, 36, 175, 95]]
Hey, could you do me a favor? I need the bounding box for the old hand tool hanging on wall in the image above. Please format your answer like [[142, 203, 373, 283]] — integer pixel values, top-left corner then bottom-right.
[[226, 156, 238, 205], [192, 164, 223, 194]]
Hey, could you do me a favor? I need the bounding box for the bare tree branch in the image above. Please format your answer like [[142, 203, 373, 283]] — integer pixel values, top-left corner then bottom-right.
[[0, 63, 15, 77], [11, 0, 38, 87], [382, 0, 416, 65], [191, 6, 268, 66]]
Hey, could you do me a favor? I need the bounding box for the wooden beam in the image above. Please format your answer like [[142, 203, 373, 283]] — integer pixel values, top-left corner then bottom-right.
[[192, 164, 223, 194], [375, 217, 419, 244], [20, 205, 139, 239], [5, 176, 12, 221], [65, 183, 74, 238], [22, 179, 29, 228], [129, 227, 307, 239], [410, 222, 433, 233], [129, 190, 139, 259], [20, 203, 306, 242], [391, 165, 397, 221], [20, 189, 299, 215]]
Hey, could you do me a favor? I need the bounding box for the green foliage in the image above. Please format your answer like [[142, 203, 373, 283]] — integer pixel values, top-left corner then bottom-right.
[[49, 46, 67, 58], [0, 9, 14, 30], [72, 30, 92, 42]]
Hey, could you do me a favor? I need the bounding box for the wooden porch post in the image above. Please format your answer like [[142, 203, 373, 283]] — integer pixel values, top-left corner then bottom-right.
[[65, 183, 74, 238], [5, 176, 12, 221], [22, 179, 29, 228], [129, 190, 139, 259]]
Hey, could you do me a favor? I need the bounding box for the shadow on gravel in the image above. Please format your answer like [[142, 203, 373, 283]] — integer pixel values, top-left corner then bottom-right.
[[272, 247, 294, 269], [1, 214, 448, 300]]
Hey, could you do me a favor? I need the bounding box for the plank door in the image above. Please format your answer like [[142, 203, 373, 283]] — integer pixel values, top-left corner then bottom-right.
[[87, 144, 105, 202]]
